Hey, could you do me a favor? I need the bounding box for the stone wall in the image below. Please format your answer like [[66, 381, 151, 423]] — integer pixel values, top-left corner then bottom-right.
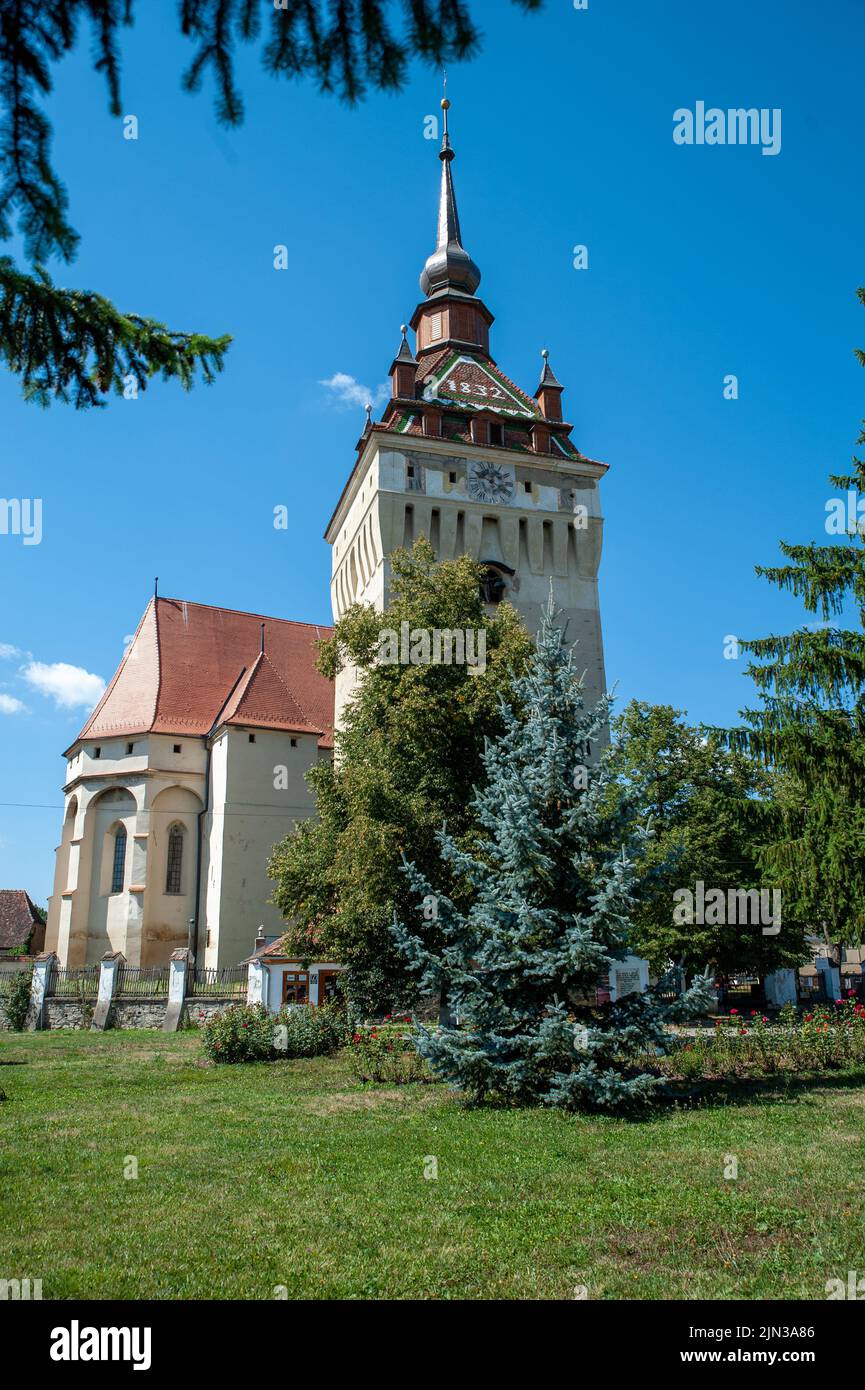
[[44, 999, 94, 1030], [183, 998, 241, 1025], [110, 998, 167, 1029], [29, 994, 241, 1031]]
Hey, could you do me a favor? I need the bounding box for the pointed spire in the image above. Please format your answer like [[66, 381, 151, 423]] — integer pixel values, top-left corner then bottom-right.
[[394, 323, 416, 363], [419, 88, 481, 299], [534, 348, 564, 422], [390, 323, 419, 400], [538, 348, 562, 389]]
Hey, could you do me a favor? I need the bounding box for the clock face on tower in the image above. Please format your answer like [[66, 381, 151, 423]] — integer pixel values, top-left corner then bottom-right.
[[467, 459, 515, 505]]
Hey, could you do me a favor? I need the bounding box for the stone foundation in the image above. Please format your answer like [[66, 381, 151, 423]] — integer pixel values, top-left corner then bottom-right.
[[43, 999, 94, 1030], [29, 994, 242, 1031], [182, 998, 242, 1025], [110, 998, 167, 1029]]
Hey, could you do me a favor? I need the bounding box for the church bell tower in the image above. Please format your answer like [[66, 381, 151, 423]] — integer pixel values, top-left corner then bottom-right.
[[324, 96, 608, 728]]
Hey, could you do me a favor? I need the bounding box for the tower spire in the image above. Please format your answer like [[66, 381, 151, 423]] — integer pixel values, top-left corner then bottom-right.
[[419, 88, 481, 299]]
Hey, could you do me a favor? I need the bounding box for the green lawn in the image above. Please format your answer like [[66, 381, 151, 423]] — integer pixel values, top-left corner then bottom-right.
[[1, 1029, 864, 1300]]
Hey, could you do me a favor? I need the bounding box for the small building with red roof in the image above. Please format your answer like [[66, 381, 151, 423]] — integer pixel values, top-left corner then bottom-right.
[[0, 889, 46, 958]]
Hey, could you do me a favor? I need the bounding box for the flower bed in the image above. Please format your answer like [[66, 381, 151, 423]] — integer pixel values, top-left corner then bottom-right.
[[654, 997, 865, 1082], [346, 1016, 433, 1084]]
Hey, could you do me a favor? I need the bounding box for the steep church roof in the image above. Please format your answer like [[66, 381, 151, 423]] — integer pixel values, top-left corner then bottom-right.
[[73, 597, 334, 751]]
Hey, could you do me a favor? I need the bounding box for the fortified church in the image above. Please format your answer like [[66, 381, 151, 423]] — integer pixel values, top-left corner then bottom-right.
[[45, 102, 608, 972]]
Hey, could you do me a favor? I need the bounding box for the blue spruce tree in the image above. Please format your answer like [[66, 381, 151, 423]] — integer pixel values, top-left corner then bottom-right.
[[392, 593, 712, 1111]]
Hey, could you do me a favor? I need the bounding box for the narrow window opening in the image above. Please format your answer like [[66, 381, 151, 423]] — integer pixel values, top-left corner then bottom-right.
[[524, 480, 532, 494], [165, 823, 184, 896], [489, 423, 504, 447], [94, 747, 101, 759], [449, 470, 457, 483], [111, 826, 127, 894], [126, 742, 134, 755], [248, 733, 256, 743], [290, 737, 298, 748], [173, 744, 181, 754]]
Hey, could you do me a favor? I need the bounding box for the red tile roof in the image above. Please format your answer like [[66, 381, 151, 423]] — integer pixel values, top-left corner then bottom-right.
[[0, 890, 44, 951], [74, 598, 334, 751]]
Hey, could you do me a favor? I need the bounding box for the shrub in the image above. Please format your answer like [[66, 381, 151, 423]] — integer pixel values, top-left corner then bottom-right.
[[202, 1003, 275, 1063], [346, 1018, 432, 1084], [0, 969, 32, 1032], [273, 1001, 350, 1058]]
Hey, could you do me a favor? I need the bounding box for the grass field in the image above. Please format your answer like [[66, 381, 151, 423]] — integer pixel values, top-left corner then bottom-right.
[[1, 1029, 864, 1300]]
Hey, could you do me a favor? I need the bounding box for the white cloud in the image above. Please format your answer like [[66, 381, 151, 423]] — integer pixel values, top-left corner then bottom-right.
[[319, 373, 389, 410], [0, 643, 21, 660], [0, 693, 27, 714], [20, 661, 105, 710]]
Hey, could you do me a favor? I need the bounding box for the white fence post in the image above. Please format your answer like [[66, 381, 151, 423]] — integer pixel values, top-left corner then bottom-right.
[[29, 952, 56, 1030], [163, 948, 193, 1032], [248, 959, 268, 1009], [91, 951, 126, 1031]]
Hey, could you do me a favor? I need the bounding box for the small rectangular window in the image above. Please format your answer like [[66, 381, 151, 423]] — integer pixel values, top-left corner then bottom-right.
[[126, 742, 134, 755], [290, 738, 298, 748], [248, 733, 256, 743], [490, 423, 504, 447], [94, 747, 101, 759], [430, 312, 442, 341], [407, 464, 415, 479], [524, 480, 532, 493], [282, 970, 309, 1006], [173, 744, 181, 754], [449, 471, 457, 483]]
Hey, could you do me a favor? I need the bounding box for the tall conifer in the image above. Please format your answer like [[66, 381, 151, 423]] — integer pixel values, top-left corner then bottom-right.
[[727, 289, 865, 943], [393, 595, 712, 1111]]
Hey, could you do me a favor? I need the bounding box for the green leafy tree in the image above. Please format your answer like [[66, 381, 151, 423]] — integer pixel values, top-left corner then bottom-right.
[[0, 0, 540, 406], [268, 539, 534, 1013], [725, 288, 865, 950], [393, 598, 713, 1112], [0, 968, 32, 1031], [609, 701, 809, 977]]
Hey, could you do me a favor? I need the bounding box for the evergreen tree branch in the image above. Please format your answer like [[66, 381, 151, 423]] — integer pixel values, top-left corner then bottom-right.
[[0, 0, 542, 404], [0, 254, 230, 406]]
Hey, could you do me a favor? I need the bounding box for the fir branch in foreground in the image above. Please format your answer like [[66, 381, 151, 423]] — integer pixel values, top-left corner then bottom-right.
[[0, 256, 230, 407]]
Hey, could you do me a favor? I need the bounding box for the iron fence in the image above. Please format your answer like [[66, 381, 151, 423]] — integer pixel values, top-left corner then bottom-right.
[[115, 966, 170, 997], [47, 966, 101, 998], [188, 966, 248, 999]]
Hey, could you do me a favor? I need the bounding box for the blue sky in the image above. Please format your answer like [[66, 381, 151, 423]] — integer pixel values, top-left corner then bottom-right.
[[1, 0, 863, 904]]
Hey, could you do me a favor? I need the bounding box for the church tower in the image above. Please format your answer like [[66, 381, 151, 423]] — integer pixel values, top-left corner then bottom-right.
[[325, 98, 608, 727]]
